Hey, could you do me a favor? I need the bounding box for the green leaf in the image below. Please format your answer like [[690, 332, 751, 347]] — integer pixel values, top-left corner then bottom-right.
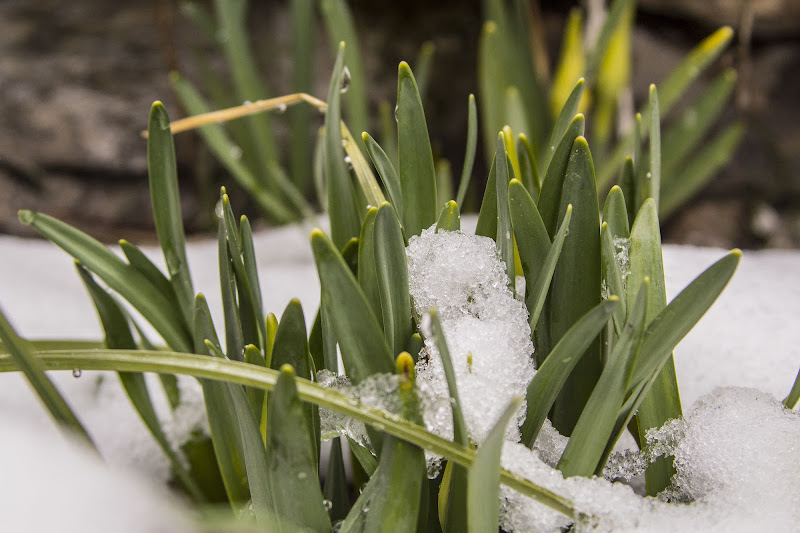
[[397, 61, 438, 237], [363, 132, 403, 215], [477, 21, 506, 161], [456, 94, 478, 207], [270, 299, 318, 461], [601, 223, 627, 337], [436, 201, 461, 232], [631, 250, 741, 391], [192, 296, 251, 506], [169, 74, 297, 222], [596, 27, 734, 187], [406, 332, 424, 364], [603, 185, 631, 240], [340, 436, 425, 533], [661, 69, 737, 179], [659, 122, 745, 218], [584, 0, 635, 77], [537, 114, 585, 237], [76, 264, 204, 501], [323, 437, 351, 522], [118, 240, 177, 305], [325, 42, 361, 249], [266, 365, 331, 531], [240, 216, 267, 351], [217, 215, 244, 360], [784, 367, 800, 410], [342, 124, 386, 211], [428, 309, 470, 533], [358, 208, 382, 325], [526, 204, 573, 335], [312, 229, 394, 384], [319, 0, 369, 145], [546, 137, 602, 435], [374, 203, 413, 357], [645, 85, 662, 210], [627, 199, 681, 494], [346, 435, 378, 477], [1, 350, 580, 519], [508, 179, 550, 306], [504, 90, 531, 166], [0, 307, 93, 447], [414, 41, 436, 98], [516, 134, 540, 203], [213, 0, 277, 180], [557, 281, 647, 478], [494, 134, 515, 291], [543, 78, 585, 173], [147, 102, 195, 326], [618, 157, 636, 224], [290, 0, 315, 193], [18, 210, 193, 353], [468, 397, 521, 533], [435, 159, 454, 208], [475, 154, 498, 239], [244, 344, 266, 422], [520, 298, 619, 448], [227, 381, 277, 529]]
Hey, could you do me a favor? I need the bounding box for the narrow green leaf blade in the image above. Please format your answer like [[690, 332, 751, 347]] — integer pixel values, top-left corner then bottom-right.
[[0, 307, 93, 446], [456, 94, 478, 207], [363, 132, 403, 215], [516, 134, 540, 203], [323, 437, 351, 522], [627, 199, 681, 495], [319, 0, 369, 143], [267, 365, 331, 531], [526, 205, 572, 334], [467, 397, 521, 533], [557, 282, 647, 478], [547, 137, 602, 435], [76, 264, 204, 501], [397, 62, 438, 237], [543, 78, 585, 173], [18, 210, 193, 352], [537, 114, 585, 237], [147, 102, 195, 327], [358, 208, 382, 326], [495, 135, 515, 290], [312, 229, 394, 384], [374, 203, 412, 357], [508, 179, 550, 306], [346, 435, 378, 477], [475, 154, 498, 239], [325, 42, 361, 249], [520, 298, 618, 447], [659, 122, 745, 218]]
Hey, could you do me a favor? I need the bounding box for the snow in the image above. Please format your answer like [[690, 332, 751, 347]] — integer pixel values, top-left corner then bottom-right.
[[0, 410, 193, 533], [1, 216, 800, 532], [499, 387, 800, 533], [407, 226, 536, 445]]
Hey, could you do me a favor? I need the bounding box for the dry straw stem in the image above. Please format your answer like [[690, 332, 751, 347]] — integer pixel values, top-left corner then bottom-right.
[[140, 92, 328, 138]]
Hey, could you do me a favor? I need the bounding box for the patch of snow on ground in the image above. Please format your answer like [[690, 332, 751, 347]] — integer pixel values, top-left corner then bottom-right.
[[0, 411, 193, 533]]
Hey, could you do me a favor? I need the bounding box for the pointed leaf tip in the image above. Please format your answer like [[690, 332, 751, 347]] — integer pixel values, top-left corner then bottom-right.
[[280, 364, 296, 377], [18, 210, 34, 225]]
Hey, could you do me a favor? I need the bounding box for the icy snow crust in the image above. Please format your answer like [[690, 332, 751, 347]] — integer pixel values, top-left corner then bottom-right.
[[500, 387, 800, 532], [2, 219, 800, 532], [406, 226, 537, 445]]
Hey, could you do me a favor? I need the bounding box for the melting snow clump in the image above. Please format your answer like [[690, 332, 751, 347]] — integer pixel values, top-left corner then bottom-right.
[[406, 226, 537, 445], [500, 386, 800, 532], [317, 370, 401, 451]]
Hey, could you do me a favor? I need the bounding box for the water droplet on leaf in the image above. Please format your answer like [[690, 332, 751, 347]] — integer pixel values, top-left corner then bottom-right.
[[72, 369, 82, 378]]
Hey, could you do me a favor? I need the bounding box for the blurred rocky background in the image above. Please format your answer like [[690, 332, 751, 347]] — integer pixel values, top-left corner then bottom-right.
[[1, 0, 799, 248]]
